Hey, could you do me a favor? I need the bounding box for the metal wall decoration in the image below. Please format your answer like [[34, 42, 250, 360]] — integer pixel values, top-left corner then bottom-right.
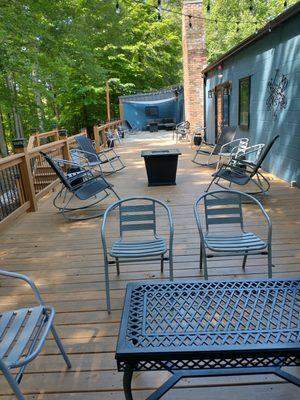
[[266, 69, 288, 117]]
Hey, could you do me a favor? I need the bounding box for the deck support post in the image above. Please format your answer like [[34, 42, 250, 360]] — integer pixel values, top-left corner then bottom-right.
[[12, 138, 38, 212]]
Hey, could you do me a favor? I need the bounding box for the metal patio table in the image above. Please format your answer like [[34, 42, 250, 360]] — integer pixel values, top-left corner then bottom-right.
[[116, 278, 300, 400]]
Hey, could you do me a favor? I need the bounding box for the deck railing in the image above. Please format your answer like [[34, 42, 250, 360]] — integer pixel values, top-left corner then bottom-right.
[[0, 120, 123, 230], [0, 129, 88, 231], [93, 120, 121, 152]]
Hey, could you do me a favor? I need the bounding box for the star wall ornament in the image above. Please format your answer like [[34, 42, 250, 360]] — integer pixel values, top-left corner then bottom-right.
[[266, 69, 288, 118]]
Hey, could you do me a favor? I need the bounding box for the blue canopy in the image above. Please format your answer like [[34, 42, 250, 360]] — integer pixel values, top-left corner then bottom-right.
[[119, 88, 184, 130]]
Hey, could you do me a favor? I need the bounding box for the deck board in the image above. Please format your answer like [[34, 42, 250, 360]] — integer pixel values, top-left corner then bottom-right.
[[0, 132, 299, 399]]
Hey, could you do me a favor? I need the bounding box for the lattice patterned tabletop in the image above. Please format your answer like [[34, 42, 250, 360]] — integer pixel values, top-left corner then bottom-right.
[[116, 279, 300, 372]]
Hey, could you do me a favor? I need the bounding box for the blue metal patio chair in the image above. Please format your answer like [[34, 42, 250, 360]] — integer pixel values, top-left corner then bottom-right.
[[0, 269, 71, 400], [215, 137, 249, 170], [40, 152, 120, 220], [194, 189, 273, 280], [206, 135, 279, 195], [192, 126, 237, 166], [174, 121, 190, 142], [75, 135, 125, 175], [101, 197, 174, 313], [106, 128, 121, 146]]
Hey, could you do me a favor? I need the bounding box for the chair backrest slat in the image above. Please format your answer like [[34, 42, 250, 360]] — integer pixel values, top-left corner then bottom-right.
[[75, 136, 98, 163], [204, 193, 243, 229], [207, 216, 242, 225], [121, 213, 155, 222], [121, 223, 156, 232], [120, 202, 156, 235], [206, 198, 239, 206], [206, 207, 241, 216], [121, 205, 153, 213]]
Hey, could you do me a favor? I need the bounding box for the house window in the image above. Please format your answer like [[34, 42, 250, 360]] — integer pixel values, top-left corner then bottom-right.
[[145, 106, 159, 118], [239, 76, 251, 129]]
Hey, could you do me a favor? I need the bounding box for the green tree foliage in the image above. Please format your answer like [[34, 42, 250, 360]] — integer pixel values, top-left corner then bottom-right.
[[0, 0, 297, 153], [0, 0, 182, 146], [203, 0, 298, 62]]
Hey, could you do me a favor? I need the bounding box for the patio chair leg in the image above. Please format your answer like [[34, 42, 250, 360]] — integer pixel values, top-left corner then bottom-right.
[[242, 253, 248, 269], [203, 253, 208, 280], [267, 246, 273, 279], [0, 362, 25, 400], [110, 186, 121, 200], [161, 255, 164, 273], [205, 176, 216, 193], [200, 244, 203, 271], [116, 257, 120, 275], [104, 259, 111, 313], [169, 252, 174, 281], [51, 325, 72, 368]]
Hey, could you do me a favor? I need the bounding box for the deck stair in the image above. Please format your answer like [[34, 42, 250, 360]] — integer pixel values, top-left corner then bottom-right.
[[32, 162, 57, 193]]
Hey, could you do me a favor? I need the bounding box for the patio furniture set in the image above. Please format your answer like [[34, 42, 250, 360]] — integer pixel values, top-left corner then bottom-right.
[[0, 128, 299, 400]]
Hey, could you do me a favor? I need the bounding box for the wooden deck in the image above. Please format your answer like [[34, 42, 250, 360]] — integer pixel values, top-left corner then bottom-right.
[[0, 132, 299, 399]]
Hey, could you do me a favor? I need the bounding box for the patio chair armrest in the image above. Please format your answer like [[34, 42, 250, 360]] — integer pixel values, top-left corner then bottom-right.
[[70, 149, 90, 163], [76, 149, 99, 162], [55, 156, 94, 179], [0, 270, 45, 305], [218, 162, 252, 177], [70, 171, 111, 190], [219, 138, 246, 153], [241, 194, 272, 243], [230, 158, 257, 170], [53, 157, 82, 169], [101, 147, 115, 153]]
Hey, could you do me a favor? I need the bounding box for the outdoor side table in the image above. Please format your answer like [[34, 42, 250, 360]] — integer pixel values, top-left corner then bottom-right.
[[149, 122, 158, 132], [116, 279, 300, 400], [141, 149, 181, 186]]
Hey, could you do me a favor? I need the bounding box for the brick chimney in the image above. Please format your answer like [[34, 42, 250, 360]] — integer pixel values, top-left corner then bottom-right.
[[182, 0, 206, 132]]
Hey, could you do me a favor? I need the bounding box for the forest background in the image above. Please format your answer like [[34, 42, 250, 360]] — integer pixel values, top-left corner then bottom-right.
[[0, 0, 296, 155]]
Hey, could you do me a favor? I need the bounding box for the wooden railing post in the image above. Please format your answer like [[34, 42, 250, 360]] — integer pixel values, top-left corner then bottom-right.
[[94, 125, 100, 152], [12, 138, 38, 212], [58, 129, 70, 160]]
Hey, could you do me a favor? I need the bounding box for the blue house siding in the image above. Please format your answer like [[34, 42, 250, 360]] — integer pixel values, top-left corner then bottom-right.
[[205, 11, 300, 185]]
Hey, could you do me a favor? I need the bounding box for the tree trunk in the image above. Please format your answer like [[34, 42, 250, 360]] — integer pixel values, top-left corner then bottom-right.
[[0, 111, 8, 157], [32, 64, 45, 132], [48, 82, 60, 123], [5, 74, 24, 138]]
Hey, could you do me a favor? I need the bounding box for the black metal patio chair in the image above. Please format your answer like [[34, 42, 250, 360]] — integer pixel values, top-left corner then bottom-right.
[[206, 135, 279, 195], [101, 196, 174, 313], [194, 189, 273, 280], [0, 269, 71, 400], [75, 135, 125, 175], [192, 126, 237, 166], [40, 152, 120, 220]]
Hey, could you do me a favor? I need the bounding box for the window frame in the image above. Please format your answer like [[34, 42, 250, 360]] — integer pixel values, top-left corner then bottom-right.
[[238, 76, 251, 129], [145, 106, 159, 118], [222, 90, 230, 127]]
